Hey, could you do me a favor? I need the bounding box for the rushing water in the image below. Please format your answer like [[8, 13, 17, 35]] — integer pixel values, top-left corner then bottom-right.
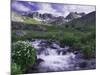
[[26, 39, 96, 73]]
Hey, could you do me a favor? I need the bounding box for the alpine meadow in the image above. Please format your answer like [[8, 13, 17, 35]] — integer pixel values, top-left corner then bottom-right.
[[11, 1, 96, 75]]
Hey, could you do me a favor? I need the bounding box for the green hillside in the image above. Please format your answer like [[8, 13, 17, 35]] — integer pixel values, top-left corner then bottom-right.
[[65, 11, 96, 32], [11, 11, 41, 24], [11, 11, 96, 74], [12, 11, 96, 59]]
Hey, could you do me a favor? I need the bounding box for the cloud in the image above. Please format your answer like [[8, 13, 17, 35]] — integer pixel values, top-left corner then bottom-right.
[[11, 1, 95, 17], [12, 1, 31, 12], [51, 4, 95, 16], [63, 5, 95, 13], [36, 3, 62, 17]]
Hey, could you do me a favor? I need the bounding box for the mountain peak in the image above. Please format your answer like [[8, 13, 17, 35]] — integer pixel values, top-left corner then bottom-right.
[[66, 12, 85, 21]]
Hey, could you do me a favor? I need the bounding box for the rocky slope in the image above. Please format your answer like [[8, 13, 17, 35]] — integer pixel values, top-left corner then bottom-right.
[[24, 11, 86, 25]]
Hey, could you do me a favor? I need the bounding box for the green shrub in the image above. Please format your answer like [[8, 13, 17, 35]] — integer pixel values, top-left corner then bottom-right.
[[82, 45, 94, 59], [12, 41, 36, 73], [59, 33, 80, 46], [11, 63, 22, 75]]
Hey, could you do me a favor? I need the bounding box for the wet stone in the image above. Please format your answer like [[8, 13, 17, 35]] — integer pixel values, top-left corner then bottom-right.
[[30, 39, 96, 72], [79, 62, 87, 68]]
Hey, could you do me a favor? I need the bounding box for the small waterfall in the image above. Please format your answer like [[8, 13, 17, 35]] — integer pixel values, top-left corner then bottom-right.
[[31, 39, 76, 72], [30, 39, 95, 72]]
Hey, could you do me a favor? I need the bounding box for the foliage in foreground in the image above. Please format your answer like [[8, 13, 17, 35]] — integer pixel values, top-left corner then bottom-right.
[[11, 41, 36, 74], [11, 63, 22, 75]]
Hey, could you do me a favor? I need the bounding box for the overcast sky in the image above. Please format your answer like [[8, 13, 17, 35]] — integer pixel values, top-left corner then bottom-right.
[[11, 1, 96, 17]]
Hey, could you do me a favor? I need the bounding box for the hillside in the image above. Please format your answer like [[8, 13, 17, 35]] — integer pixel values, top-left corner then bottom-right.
[[11, 11, 41, 24], [65, 12, 85, 21], [12, 11, 96, 59], [65, 11, 96, 32]]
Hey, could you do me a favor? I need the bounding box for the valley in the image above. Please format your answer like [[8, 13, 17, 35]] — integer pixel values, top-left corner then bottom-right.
[[11, 10, 96, 74]]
